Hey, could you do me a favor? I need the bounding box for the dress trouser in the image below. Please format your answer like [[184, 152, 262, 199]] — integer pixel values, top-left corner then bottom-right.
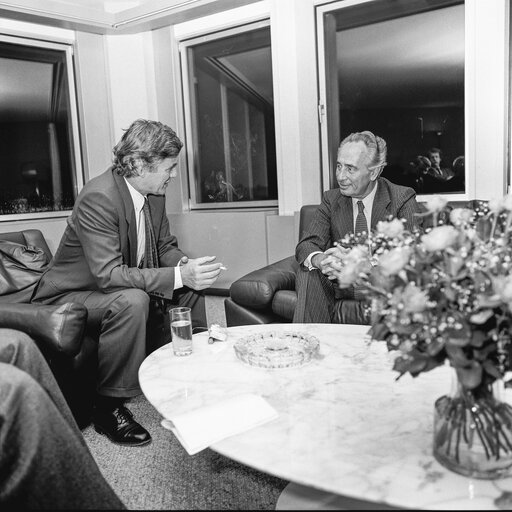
[[33, 287, 206, 398], [0, 329, 125, 510], [293, 267, 335, 323], [293, 268, 369, 325]]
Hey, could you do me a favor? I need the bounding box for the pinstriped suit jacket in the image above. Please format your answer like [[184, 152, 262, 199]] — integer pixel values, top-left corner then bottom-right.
[[296, 177, 422, 264], [293, 178, 422, 323]]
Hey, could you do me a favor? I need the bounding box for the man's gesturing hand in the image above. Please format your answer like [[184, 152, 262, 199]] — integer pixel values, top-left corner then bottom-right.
[[179, 256, 224, 290]]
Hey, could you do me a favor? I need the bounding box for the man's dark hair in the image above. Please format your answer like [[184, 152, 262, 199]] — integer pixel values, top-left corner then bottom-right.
[[113, 119, 183, 177]]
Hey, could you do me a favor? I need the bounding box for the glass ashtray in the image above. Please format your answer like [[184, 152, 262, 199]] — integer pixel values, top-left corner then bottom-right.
[[233, 331, 320, 369]]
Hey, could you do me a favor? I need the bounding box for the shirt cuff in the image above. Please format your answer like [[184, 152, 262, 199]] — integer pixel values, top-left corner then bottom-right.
[[304, 251, 323, 271], [174, 266, 183, 290]]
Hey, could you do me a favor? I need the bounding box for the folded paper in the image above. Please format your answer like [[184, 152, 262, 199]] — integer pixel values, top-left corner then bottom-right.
[[161, 393, 278, 455]]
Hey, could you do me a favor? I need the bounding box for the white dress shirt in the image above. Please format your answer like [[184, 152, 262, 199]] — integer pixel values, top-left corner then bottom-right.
[[303, 181, 379, 270], [124, 178, 182, 289]]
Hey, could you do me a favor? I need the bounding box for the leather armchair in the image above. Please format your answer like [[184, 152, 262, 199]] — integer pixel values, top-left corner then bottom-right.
[[224, 199, 486, 327], [0, 229, 98, 427], [225, 205, 318, 326]]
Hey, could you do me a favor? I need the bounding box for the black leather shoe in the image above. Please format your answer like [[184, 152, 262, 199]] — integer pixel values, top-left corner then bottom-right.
[[93, 405, 151, 446]]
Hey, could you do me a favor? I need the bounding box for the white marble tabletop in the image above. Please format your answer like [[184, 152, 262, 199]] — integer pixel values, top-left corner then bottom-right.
[[139, 323, 512, 510]]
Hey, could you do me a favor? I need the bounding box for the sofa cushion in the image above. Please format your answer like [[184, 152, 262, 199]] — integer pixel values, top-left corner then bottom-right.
[[230, 255, 298, 309], [271, 290, 297, 321], [0, 240, 49, 303], [0, 302, 88, 357]]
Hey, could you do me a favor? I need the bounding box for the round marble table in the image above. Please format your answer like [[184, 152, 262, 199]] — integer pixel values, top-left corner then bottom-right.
[[139, 323, 512, 510]]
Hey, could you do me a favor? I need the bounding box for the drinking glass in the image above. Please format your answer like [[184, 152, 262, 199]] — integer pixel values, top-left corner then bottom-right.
[[170, 307, 193, 356]]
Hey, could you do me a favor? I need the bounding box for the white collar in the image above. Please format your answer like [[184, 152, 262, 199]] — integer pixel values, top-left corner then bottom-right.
[[352, 180, 378, 210], [124, 178, 146, 213]]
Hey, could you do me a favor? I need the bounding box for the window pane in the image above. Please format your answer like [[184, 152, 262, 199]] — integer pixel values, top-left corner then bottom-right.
[[323, 0, 465, 196], [0, 38, 80, 215], [184, 25, 277, 207]]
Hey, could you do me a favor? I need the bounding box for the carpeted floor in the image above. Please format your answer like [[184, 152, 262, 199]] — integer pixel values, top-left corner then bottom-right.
[[82, 395, 288, 510], [82, 295, 289, 510]]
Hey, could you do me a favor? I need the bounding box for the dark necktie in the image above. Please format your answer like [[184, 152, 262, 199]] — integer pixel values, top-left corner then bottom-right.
[[354, 200, 368, 238], [353, 200, 368, 300], [142, 198, 159, 269]]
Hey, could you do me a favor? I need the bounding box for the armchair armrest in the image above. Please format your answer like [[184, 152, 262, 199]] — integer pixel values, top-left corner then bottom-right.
[[0, 302, 87, 357], [230, 255, 298, 309]]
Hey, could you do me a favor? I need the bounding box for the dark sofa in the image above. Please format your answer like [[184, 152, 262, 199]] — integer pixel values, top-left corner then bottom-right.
[[225, 199, 484, 327], [0, 229, 98, 427]]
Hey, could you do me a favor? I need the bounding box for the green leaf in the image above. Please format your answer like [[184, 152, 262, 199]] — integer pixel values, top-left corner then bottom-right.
[[482, 360, 502, 380], [469, 330, 487, 347], [445, 335, 471, 348], [391, 323, 419, 336], [456, 362, 483, 390], [426, 338, 445, 356], [368, 322, 390, 342], [392, 351, 430, 376], [445, 344, 471, 366], [475, 295, 502, 309], [470, 309, 495, 324]]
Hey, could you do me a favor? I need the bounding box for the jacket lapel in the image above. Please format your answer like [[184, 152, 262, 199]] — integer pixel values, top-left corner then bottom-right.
[[335, 192, 354, 238], [371, 179, 391, 229], [112, 169, 138, 266]]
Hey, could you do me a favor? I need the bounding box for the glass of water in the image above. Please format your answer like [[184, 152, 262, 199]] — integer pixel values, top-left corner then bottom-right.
[[170, 307, 193, 356]]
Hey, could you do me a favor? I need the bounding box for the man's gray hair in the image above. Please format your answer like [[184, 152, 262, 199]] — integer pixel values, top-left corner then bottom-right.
[[113, 119, 183, 177], [340, 131, 387, 170]]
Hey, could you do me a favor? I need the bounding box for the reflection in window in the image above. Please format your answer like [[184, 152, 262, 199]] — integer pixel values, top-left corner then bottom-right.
[[0, 36, 81, 216], [182, 23, 277, 208], [322, 0, 465, 195]]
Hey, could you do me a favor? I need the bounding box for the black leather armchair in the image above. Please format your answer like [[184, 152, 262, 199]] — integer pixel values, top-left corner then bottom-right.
[[224, 199, 486, 327], [225, 205, 318, 326], [0, 229, 98, 427]]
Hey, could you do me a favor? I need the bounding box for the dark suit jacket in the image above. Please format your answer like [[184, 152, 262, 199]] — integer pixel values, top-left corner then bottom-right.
[[34, 167, 186, 302], [296, 177, 422, 264]]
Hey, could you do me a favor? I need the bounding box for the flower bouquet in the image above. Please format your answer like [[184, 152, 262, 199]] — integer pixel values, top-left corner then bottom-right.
[[334, 195, 512, 479]]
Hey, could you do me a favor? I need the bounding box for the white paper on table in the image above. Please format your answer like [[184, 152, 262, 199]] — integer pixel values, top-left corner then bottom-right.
[[160, 393, 278, 455]]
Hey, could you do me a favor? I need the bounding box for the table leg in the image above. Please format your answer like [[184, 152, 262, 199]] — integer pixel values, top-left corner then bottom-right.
[[275, 482, 398, 510]]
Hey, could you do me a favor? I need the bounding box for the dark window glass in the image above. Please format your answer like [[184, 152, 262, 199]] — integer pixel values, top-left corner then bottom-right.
[[323, 0, 465, 195], [184, 25, 277, 208], [0, 38, 80, 215]]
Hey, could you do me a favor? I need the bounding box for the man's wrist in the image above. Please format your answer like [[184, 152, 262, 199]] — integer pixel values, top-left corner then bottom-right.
[[309, 254, 321, 270]]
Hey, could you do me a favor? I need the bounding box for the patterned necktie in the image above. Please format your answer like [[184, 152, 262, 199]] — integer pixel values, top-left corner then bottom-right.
[[353, 200, 368, 300], [354, 200, 368, 238], [141, 198, 159, 269]]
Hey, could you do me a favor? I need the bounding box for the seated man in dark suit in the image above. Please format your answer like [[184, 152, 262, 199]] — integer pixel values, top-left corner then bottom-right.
[[33, 119, 225, 446], [0, 330, 125, 509], [294, 131, 422, 324]]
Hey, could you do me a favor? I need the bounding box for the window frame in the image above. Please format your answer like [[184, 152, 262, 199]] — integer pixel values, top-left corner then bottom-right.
[[316, 0, 472, 201], [179, 19, 278, 211], [0, 33, 83, 222]]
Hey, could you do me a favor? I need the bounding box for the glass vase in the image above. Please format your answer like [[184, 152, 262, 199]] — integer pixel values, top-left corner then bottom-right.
[[433, 371, 512, 479]]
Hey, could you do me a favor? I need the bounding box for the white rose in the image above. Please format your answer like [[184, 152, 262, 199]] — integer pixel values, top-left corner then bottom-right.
[[376, 219, 405, 238], [344, 245, 369, 265], [336, 261, 362, 288], [503, 194, 512, 211], [488, 197, 504, 214], [424, 195, 448, 213], [495, 275, 512, 302], [402, 283, 429, 313], [378, 247, 411, 276], [449, 208, 473, 226], [421, 225, 459, 251]]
